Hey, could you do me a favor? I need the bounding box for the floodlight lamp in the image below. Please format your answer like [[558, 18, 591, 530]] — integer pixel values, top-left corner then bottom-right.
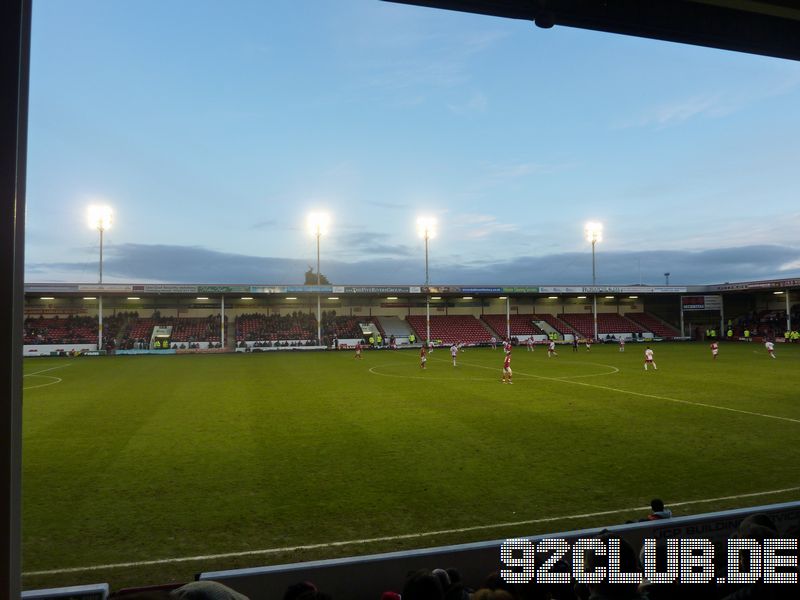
[[416, 216, 437, 239], [88, 205, 113, 231], [307, 212, 330, 237], [584, 221, 602, 244]]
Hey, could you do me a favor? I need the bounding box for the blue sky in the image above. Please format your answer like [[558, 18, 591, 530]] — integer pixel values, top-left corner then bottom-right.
[[24, 0, 800, 285]]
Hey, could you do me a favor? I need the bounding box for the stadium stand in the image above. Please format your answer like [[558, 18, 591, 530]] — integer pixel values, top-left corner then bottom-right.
[[322, 315, 363, 339], [480, 314, 545, 337], [559, 313, 647, 338], [405, 315, 492, 344], [23, 315, 97, 344], [377, 316, 414, 340], [235, 313, 315, 342], [126, 318, 157, 343], [626, 312, 680, 338], [532, 313, 574, 337], [171, 316, 224, 343]]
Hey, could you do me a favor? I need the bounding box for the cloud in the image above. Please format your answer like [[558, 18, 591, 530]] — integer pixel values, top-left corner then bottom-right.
[[25, 243, 800, 286], [334, 232, 416, 258], [779, 258, 800, 272], [353, 28, 509, 100], [486, 161, 553, 179], [619, 94, 723, 129], [448, 90, 488, 115], [367, 200, 407, 210], [249, 219, 278, 230], [450, 213, 518, 239], [618, 71, 800, 129]]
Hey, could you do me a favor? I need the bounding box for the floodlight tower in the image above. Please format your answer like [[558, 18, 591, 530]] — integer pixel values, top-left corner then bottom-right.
[[307, 212, 330, 346], [417, 217, 437, 345], [584, 222, 603, 342], [664, 272, 670, 285], [88, 205, 113, 351]]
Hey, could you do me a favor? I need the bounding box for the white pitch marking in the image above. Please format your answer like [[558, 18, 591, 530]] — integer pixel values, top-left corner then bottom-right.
[[23, 375, 63, 390], [24, 363, 72, 378], [22, 485, 800, 577], [443, 356, 800, 425], [550, 361, 620, 379]]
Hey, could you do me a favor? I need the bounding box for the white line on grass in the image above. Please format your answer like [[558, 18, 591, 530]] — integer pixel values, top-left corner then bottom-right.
[[24, 363, 72, 377], [23, 375, 63, 390], [368, 359, 618, 382], [22, 485, 800, 577], [426, 355, 800, 426]]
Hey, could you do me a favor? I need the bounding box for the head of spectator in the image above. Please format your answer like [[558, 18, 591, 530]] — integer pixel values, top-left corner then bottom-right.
[[432, 568, 450, 591], [170, 581, 249, 600], [583, 534, 643, 599], [736, 513, 778, 542], [648, 498, 672, 520], [402, 569, 445, 600], [283, 581, 317, 600], [471, 590, 514, 600]]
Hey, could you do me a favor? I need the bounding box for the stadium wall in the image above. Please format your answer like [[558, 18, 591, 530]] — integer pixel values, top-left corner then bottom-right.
[[197, 500, 800, 600]]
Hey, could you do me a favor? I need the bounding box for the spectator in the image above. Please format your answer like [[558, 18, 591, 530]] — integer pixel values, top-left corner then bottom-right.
[[647, 498, 672, 520], [171, 581, 249, 600], [402, 569, 444, 600]]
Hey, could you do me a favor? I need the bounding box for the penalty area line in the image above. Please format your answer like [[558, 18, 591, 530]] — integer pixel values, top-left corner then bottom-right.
[[22, 486, 800, 577]]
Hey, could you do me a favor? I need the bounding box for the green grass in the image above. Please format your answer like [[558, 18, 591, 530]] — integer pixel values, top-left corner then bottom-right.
[[21, 342, 800, 590]]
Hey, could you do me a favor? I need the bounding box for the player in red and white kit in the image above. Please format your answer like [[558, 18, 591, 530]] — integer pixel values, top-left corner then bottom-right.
[[420, 345, 427, 369], [710, 341, 719, 359], [502, 348, 512, 384], [503, 339, 512, 354], [548, 340, 558, 358], [526, 337, 534, 352], [644, 346, 657, 371], [619, 338, 625, 352], [765, 340, 776, 359], [354, 342, 362, 359], [450, 343, 458, 366]]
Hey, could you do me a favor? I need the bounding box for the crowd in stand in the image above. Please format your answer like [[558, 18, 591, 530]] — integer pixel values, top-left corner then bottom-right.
[[237, 339, 318, 349], [729, 308, 799, 340], [236, 312, 317, 342], [23, 314, 97, 344]]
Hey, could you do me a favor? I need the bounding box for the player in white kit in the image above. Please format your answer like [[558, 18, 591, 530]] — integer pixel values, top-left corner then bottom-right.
[[644, 346, 657, 371]]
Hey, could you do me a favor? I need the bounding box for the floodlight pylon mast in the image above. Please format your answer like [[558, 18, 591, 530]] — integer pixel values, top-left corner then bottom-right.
[[316, 230, 321, 345], [99, 226, 103, 351], [425, 233, 430, 344], [417, 217, 436, 346], [584, 222, 602, 343], [89, 206, 112, 352]]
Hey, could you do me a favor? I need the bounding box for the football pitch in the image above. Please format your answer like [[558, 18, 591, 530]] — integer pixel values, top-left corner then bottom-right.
[[21, 343, 800, 590]]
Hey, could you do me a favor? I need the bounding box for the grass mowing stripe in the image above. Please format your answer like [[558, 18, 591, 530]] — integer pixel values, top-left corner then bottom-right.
[[22, 345, 800, 588], [22, 485, 800, 577]]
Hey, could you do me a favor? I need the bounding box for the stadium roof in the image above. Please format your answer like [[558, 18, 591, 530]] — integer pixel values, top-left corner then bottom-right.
[[23, 276, 800, 297], [385, 0, 800, 62]]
